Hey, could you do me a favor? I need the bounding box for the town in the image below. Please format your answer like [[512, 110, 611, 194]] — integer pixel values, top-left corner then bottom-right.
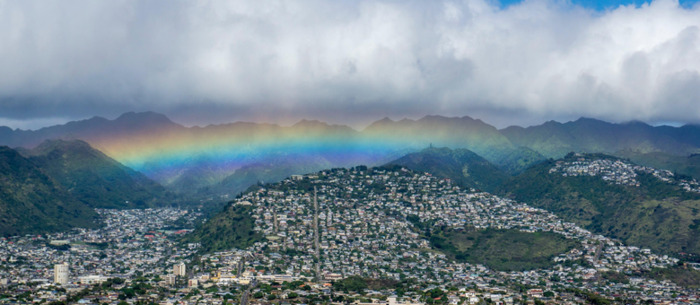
[[1, 164, 699, 304]]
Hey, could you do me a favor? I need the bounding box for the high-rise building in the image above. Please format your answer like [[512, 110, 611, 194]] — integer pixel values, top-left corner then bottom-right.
[[174, 262, 186, 277], [54, 263, 69, 285]]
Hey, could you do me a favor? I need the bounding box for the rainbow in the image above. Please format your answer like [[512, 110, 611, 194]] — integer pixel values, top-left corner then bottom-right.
[[78, 115, 511, 187]]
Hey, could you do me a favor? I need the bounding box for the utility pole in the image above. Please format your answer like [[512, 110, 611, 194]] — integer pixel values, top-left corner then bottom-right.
[[314, 186, 321, 281]]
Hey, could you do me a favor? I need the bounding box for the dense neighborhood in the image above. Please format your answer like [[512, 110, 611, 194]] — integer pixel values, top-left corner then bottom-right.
[[1, 163, 699, 304]]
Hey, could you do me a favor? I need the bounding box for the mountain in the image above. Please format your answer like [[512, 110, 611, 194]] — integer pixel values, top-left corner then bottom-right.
[[0, 140, 171, 236], [500, 153, 700, 261], [0, 111, 185, 149], [0, 146, 99, 236], [199, 117, 544, 199], [5, 112, 700, 199], [364, 115, 543, 173], [502, 118, 700, 159], [24, 139, 170, 209], [0, 112, 544, 197], [386, 147, 509, 192]]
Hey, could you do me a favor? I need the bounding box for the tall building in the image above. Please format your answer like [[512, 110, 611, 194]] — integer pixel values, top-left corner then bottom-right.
[[165, 274, 177, 286], [54, 263, 69, 285], [174, 262, 186, 277]]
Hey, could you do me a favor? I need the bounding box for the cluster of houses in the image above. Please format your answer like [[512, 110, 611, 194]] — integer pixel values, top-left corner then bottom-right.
[[190, 166, 694, 303], [1, 163, 699, 304], [549, 155, 700, 193]]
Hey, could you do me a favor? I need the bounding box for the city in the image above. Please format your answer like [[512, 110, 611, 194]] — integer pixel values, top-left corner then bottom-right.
[[3, 0, 700, 304], [1, 164, 698, 304]]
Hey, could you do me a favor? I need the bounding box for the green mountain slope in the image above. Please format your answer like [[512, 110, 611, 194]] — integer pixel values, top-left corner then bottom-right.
[[26, 140, 169, 209], [500, 153, 700, 261], [0, 140, 170, 236], [386, 147, 509, 192], [182, 203, 262, 253], [0, 147, 99, 236]]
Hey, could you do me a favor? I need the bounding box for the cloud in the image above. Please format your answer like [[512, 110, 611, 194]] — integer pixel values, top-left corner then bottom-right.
[[0, 0, 699, 128]]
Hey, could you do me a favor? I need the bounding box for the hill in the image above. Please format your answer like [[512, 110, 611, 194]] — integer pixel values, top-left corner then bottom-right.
[[0, 140, 170, 236], [182, 203, 263, 253], [500, 153, 700, 261], [186, 166, 589, 275], [25, 139, 170, 209], [0, 146, 99, 236], [386, 147, 509, 192]]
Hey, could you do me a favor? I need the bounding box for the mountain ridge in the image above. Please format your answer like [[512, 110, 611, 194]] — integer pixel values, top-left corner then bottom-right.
[[3, 112, 700, 198]]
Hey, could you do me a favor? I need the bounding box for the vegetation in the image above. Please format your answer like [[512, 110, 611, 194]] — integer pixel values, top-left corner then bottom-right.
[[501, 153, 700, 260], [620, 151, 700, 181], [27, 139, 169, 209], [565, 288, 613, 305], [427, 226, 579, 271], [183, 203, 263, 253], [642, 265, 700, 288], [387, 147, 509, 192], [598, 271, 629, 284], [0, 146, 99, 236], [333, 276, 400, 293], [0, 139, 173, 236]]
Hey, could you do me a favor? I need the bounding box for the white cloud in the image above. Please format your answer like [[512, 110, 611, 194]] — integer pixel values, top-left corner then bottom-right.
[[0, 0, 699, 128]]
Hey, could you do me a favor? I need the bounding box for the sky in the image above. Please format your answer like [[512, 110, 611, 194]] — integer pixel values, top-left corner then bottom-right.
[[1, 0, 700, 130]]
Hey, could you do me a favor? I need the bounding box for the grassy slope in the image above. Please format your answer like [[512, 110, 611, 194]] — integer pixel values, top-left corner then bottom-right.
[[429, 226, 579, 271]]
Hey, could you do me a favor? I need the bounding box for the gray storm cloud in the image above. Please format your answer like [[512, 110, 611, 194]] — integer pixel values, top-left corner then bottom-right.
[[0, 0, 699, 128]]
